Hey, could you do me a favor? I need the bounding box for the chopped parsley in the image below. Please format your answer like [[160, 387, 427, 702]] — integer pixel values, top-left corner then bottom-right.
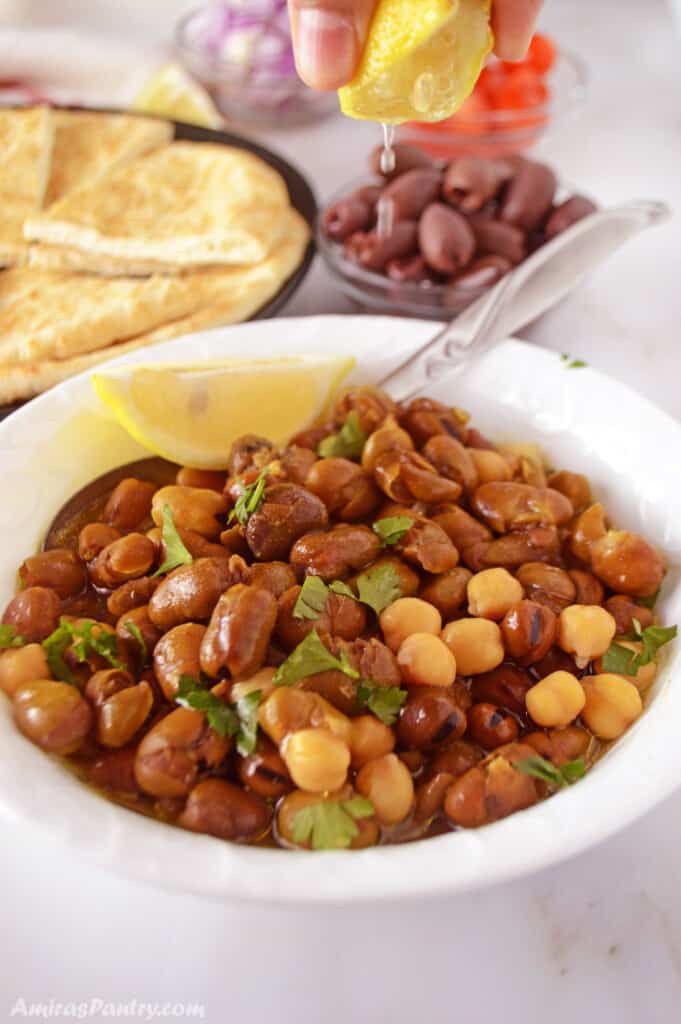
[[0, 624, 25, 650], [355, 562, 403, 615], [372, 515, 414, 548], [560, 353, 588, 369], [273, 630, 359, 687], [122, 620, 147, 663], [317, 412, 367, 461], [329, 580, 356, 599], [233, 689, 262, 757], [174, 675, 261, 755], [356, 681, 407, 726], [228, 466, 271, 526], [152, 504, 193, 576], [293, 576, 331, 620], [42, 617, 124, 684], [602, 619, 677, 675], [638, 588, 661, 610], [516, 755, 586, 788], [291, 795, 374, 850]]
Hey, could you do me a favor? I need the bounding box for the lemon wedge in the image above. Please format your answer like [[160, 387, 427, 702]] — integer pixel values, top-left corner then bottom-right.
[[339, 0, 493, 124], [92, 356, 355, 470], [133, 63, 223, 129]]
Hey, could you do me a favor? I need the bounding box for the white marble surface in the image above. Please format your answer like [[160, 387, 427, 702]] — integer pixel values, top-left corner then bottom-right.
[[1, 1, 681, 1022]]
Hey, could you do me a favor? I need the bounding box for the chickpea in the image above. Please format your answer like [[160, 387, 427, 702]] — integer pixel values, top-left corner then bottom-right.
[[380, 598, 442, 652], [467, 568, 524, 620], [97, 680, 153, 748], [558, 605, 616, 666], [276, 786, 379, 850], [420, 567, 472, 619], [442, 619, 505, 676], [397, 633, 457, 688], [500, 600, 557, 666], [259, 687, 352, 746], [0, 644, 50, 698], [525, 671, 586, 728], [281, 727, 350, 793], [153, 622, 206, 700], [594, 641, 657, 692], [2, 586, 61, 643], [13, 680, 92, 755], [356, 753, 414, 825], [470, 663, 533, 714], [77, 522, 122, 562], [466, 702, 519, 749], [179, 779, 271, 841], [238, 735, 291, 798], [590, 530, 665, 599], [230, 667, 276, 704], [349, 715, 395, 768], [581, 674, 643, 739], [468, 449, 513, 484], [151, 486, 228, 539]]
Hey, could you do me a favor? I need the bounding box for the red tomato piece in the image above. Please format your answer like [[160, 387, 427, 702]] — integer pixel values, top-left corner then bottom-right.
[[527, 34, 557, 75], [495, 67, 548, 110], [478, 62, 509, 103]]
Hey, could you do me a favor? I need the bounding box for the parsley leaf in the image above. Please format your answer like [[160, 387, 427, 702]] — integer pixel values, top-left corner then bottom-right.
[[234, 689, 261, 757], [602, 621, 677, 674], [318, 412, 367, 461], [122, 620, 147, 663], [355, 563, 403, 616], [638, 588, 661, 610], [560, 353, 587, 369], [42, 621, 77, 684], [0, 624, 25, 649], [175, 675, 239, 738], [291, 795, 374, 850], [601, 642, 639, 675], [372, 515, 414, 548], [273, 630, 360, 687], [42, 617, 124, 684], [293, 576, 331, 620], [152, 504, 193, 577], [228, 466, 271, 526], [329, 580, 356, 599], [516, 755, 586, 788], [356, 680, 407, 726]]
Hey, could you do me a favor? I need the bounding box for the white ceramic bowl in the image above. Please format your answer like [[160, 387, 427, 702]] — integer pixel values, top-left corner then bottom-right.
[[1, 314, 680, 903]]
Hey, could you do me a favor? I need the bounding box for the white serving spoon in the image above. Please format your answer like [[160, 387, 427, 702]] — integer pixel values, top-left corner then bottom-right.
[[379, 199, 671, 400]]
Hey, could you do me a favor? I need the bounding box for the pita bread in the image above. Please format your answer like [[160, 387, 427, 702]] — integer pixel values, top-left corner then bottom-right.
[[0, 107, 54, 267], [44, 111, 173, 207], [25, 142, 291, 271], [28, 243, 200, 276], [0, 210, 309, 403]]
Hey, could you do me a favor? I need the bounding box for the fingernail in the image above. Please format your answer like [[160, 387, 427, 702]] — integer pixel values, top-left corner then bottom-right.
[[295, 9, 357, 89]]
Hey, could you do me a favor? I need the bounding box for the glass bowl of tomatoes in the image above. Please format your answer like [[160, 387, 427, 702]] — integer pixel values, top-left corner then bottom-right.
[[398, 34, 587, 160]]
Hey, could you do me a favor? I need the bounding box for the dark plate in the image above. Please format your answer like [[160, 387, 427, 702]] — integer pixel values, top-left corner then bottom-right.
[[0, 110, 318, 421]]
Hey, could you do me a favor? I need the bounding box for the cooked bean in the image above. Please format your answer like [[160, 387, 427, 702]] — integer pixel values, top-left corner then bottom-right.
[[0, 643, 51, 698], [433, 504, 492, 553], [96, 680, 153, 748], [77, 522, 122, 562], [397, 516, 459, 574], [2, 586, 61, 642], [531, 647, 581, 679], [179, 779, 270, 841], [176, 467, 226, 491], [470, 663, 533, 714], [107, 576, 158, 618], [397, 686, 467, 750], [134, 707, 229, 798], [290, 524, 380, 581], [422, 435, 478, 492], [282, 727, 350, 793], [547, 470, 591, 513], [153, 623, 206, 700], [351, 554, 421, 598], [104, 479, 157, 530], [472, 482, 573, 533], [85, 667, 135, 706], [276, 585, 367, 652], [568, 569, 604, 606], [278, 446, 317, 487], [525, 725, 591, 766], [374, 449, 462, 505], [468, 449, 513, 484], [19, 549, 85, 599], [165, 525, 231, 561], [467, 702, 519, 749], [419, 567, 472, 619], [480, 526, 562, 570], [501, 600, 557, 666], [570, 503, 607, 564], [87, 747, 139, 793], [245, 483, 328, 561], [590, 530, 665, 598], [248, 561, 297, 599], [200, 584, 277, 679], [443, 742, 540, 827], [89, 533, 156, 588], [13, 680, 92, 755], [148, 556, 244, 631], [228, 434, 278, 476], [238, 736, 292, 798], [151, 486, 228, 540], [361, 415, 414, 474], [305, 458, 380, 521], [604, 595, 655, 636], [336, 636, 402, 689], [116, 605, 161, 658], [333, 386, 397, 434], [398, 398, 468, 446], [516, 563, 576, 615]]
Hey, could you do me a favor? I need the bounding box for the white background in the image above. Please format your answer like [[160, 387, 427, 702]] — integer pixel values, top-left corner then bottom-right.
[[1, 1, 681, 1022]]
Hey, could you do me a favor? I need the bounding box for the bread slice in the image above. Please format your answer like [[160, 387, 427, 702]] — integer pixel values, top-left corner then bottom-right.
[[0, 107, 54, 267]]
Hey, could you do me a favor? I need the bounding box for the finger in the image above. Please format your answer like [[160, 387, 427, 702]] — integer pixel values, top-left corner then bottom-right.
[[289, 0, 378, 90], [492, 0, 543, 60]]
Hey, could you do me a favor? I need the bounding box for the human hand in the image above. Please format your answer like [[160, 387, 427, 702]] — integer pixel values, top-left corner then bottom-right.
[[288, 0, 543, 90]]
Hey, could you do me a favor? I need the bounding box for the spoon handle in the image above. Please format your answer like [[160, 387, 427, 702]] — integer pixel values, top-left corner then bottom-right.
[[379, 199, 671, 402]]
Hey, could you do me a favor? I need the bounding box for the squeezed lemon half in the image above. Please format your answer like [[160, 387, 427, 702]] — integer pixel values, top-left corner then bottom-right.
[[92, 356, 355, 470], [339, 0, 493, 124], [133, 63, 223, 129]]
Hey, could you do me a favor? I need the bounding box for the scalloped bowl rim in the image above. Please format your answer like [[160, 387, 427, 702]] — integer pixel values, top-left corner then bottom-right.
[[0, 314, 679, 904]]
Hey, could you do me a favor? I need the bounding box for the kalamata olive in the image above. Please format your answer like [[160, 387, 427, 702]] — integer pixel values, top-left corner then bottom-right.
[[179, 779, 271, 841], [176, 467, 226, 492], [443, 742, 539, 828], [245, 483, 328, 561], [398, 686, 467, 750], [2, 586, 61, 642], [548, 470, 591, 512], [89, 533, 156, 588], [248, 561, 297, 599], [516, 563, 576, 614], [305, 458, 381, 521], [420, 567, 472, 619], [470, 663, 534, 713], [374, 449, 462, 505], [472, 482, 574, 533], [352, 221, 419, 271], [134, 707, 229, 798], [396, 516, 459, 574], [200, 584, 277, 679], [466, 702, 519, 749], [148, 556, 245, 632], [418, 203, 476, 274], [353, 184, 382, 207], [13, 680, 92, 755], [153, 622, 206, 700], [386, 254, 435, 283], [499, 159, 557, 231], [381, 169, 443, 220], [469, 217, 526, 264], [107, 576, 159, 618], [604, 595, 655, 636], [501, 600, 558, 666], [276, 585, 367, 653], [87, 747, 139, 792], [290, 524, 380, 581], [333, 385, 398, 435], [525, 725, 591, 766], [370, 141, 436, 179], [590, 530, 665, 598], [444, 256, 512, 308], [545, 196, 597, 240], [323, 196, 372, 241], [115, 605, 161, 658], [151, 486, 229, 540], [442, 155, 513, 212], [19, 549, 86, 599], [77, 522, 122, 562], [568, 570, 605, 606], [238, 736, 292, 798], [398, 397, 468, 445], [422, 435, 478, 492], [104, 479, 157, 530], [570, 503, 608, 564]]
